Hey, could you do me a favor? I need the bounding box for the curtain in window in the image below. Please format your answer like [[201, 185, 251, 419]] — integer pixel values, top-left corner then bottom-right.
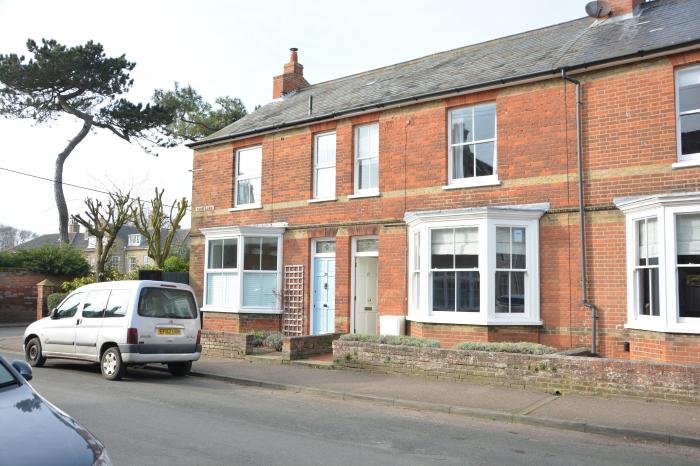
[[206, 272, 238, 306]]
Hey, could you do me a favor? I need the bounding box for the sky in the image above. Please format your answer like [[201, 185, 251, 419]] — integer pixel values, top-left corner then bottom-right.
[[0, 0, 585, 236]]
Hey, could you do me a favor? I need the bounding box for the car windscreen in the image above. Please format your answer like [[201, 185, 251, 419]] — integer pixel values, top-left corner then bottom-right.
[[137, 287, 198, 319], [0, 361, 18, 388]]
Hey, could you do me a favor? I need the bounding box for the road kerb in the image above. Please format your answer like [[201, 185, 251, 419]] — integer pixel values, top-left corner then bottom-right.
[[183, 368, 700, 449]]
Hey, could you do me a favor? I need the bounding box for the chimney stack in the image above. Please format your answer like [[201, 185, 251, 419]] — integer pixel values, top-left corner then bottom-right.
[[68, 220, 80, 234], [272, 48, 310, 99], [606, 0, 645, 16]]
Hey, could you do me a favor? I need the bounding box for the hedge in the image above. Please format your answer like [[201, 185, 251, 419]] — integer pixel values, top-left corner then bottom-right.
[[455, 341, 556, 355], [339, 334, 440, 348]]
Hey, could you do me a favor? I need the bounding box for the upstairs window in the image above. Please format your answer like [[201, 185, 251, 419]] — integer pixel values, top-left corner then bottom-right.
[[677, 65, 700, 162], [313, 131, 336, 200], [128, 234, 141, 246], [354, 123, 379, 195], [448, 103, 497, 186], [235, 146, 262, 207]]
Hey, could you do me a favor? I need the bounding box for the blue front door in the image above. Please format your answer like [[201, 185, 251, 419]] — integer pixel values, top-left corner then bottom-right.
[[312, 257, 335, 334]]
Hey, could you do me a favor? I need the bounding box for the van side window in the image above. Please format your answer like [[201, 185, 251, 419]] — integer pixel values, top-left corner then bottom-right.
[[55, 293, 83, 319], [82, 290, 111, 318], [104, 290, 129, 318]]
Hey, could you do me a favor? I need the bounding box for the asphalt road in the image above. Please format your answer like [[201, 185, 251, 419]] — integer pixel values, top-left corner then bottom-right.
[[2, 350, 698, 466]]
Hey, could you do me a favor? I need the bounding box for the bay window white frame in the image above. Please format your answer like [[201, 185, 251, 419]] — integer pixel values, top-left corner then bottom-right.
[[405, 204, 545, 325], [446, 102, 499, 189], [618, 193, 700, 333], [351, 122, 380, 197], [201, 224, 285, 314], [234, 145, 262, 209], [312, 131, 337, 201]]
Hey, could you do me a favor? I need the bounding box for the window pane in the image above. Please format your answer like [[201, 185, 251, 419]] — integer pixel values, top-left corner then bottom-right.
[[678, 268, 700, 318], [237, 147, 262, 177], [412, 272, 420, 311], [454, 227, 478, 268], [637, 268, 660, 316], [261, 237, 278, 270], [138, 288, 198, 319], [358, 158, 378, 190], [56, 293, 82, 318], [450, 107, 473, 144], [222, 238, 238, 269], [456, 271, 480, 312], [637, 218, 658, 266], [475, 142, 494, 176], [208, 240, 223, 269], [431, 229, 453, 269], [316, 241, 336, 254], [82, 290, 110, 318], [512, 228, 526, 269], [242, 272, 278, 307], [316, 133, 336, 165], [681, 113, 700, 156], [413, 232, 420, 269], [474, 103, 496, 141], [356, 124, 378, 158], [677, 214, 700, 263], [206, 272, 238, 306], [495, 271, 509, 313], [496, 227, 511, 269], [315, 166, 336, 198], [104, 290, 129, 318], [356, 239, 378, 253], [510, 271, 525, 313], [432, 271, 455, 311], [244, 237, 261, 270], [679, 82, 700, 113], [451, 145, 474, 179], [237, 177, 261, 205]]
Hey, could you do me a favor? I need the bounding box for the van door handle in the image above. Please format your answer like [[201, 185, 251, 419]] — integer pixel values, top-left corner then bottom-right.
[[76, 318, 82, 325]]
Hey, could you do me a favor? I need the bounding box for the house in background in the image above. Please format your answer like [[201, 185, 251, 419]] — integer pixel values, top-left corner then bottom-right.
[[16, 222, 190, 274], [188, 0, 700, 364]]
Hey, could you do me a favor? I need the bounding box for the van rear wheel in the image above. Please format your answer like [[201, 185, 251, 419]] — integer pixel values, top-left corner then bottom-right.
[[101, 347, 126, 381], [168, 361, 192, 376], [25, 337, 46, 367]]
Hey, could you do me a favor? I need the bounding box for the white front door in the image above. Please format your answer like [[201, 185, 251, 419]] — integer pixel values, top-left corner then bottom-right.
[[354, 256, 378, 334]]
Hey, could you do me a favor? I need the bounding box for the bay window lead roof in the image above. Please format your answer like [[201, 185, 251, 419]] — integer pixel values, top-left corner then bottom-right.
[[190, 0, 700, 148]]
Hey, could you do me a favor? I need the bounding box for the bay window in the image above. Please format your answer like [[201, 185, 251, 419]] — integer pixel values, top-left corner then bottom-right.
[[406, 204, 545, 325], [201, 225, 285, 313], [617, 193, 700, 333]]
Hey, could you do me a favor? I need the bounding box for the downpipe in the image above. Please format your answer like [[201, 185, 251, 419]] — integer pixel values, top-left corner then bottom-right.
[[561, 69, 598, 356]]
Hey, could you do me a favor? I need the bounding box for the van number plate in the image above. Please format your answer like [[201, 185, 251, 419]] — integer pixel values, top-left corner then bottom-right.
[[157, 328, 182, 336]]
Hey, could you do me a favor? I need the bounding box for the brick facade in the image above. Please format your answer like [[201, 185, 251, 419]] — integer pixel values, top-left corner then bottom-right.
[[190, 38, 700, 363], [0, 269, 71, 323]]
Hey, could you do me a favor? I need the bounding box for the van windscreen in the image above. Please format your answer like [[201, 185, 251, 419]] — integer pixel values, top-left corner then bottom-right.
[[138, 287, 198, 319]]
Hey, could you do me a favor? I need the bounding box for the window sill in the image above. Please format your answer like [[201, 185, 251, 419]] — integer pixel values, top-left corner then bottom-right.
[[671, 160, 700, 170], [307, 197, 338, 204], [624, 321, 700, 334], [443, 176, 501, 190], [407, 314, 542, 326], [200, 306, 283, 315], [348, 191, 381, 200], [228, 204, 262, 212]]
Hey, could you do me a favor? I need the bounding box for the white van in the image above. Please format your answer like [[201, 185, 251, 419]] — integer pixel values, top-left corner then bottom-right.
[[23, 280, 201, 380]]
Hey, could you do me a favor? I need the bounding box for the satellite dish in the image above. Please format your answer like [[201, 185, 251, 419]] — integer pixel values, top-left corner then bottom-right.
[[585, 0, 612, 18]]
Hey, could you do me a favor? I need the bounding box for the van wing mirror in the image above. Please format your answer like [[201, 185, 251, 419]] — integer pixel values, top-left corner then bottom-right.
[[50, 308, 59, 319]]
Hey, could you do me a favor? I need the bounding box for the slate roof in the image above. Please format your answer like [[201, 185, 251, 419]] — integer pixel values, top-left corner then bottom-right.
[[191, 0, 700, 147]]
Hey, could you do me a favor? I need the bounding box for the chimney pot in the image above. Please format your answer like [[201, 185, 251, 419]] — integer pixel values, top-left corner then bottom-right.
[[290, 48, 298, 63]]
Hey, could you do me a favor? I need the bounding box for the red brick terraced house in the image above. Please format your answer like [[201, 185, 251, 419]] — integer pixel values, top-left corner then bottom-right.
[[188, 0, 700, 364]]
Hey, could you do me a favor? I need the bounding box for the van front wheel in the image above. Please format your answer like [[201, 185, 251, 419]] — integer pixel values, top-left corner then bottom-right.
[[25, 337, 46, 367], [168, 361, 192, 376], [101, 347, 126, 381]]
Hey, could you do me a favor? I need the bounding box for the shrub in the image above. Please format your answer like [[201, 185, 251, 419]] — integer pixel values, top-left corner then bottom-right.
[[164, 255, 188, 272], [61, 268, 126, 293], [263, 332, 284, 351], [46, 292, 68, 311], [339, 333, 440, 348], [0, 244, 89, 276], [455, 341, 556, 355]]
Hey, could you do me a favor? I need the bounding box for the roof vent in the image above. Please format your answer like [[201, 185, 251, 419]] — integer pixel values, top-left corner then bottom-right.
[[585, 1, 612, 17]]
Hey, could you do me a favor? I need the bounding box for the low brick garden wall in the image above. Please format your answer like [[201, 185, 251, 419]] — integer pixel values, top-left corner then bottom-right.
[[201, 330, 254, 358], [333, 340, 700, 404], [282, 333, 342, 360]]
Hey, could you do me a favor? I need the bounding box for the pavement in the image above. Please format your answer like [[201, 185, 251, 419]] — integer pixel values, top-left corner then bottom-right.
[[2, 326, 699, 449]]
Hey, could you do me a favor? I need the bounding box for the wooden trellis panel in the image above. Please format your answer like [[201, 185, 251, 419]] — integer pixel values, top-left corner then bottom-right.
[[282, 265, 304, 336]]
